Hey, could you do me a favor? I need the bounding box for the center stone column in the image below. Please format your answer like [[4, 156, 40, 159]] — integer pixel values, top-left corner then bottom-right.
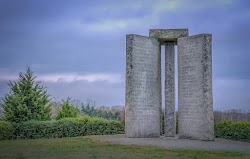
[[165, 42, 176, 137], [149, 29, 189, 137]]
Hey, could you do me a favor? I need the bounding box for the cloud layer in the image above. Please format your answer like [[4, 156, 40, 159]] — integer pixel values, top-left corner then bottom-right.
[[0, 71, 122, 83], [0, 0, 250, 109]]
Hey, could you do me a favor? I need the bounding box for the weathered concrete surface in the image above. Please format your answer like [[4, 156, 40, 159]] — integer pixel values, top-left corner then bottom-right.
[[92, 135, 250, 153], [149, 29, 188, 44], [125, 34, 161, 138], [165, 42, 176, 137], [178, 34, 214, 141]]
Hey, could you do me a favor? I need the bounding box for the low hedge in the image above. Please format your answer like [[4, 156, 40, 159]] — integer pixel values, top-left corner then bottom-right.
[[14, 116, 124, 139], [0, 121, 14, 140], [2, 117, 249, 142], [215, 121, 250, 142]]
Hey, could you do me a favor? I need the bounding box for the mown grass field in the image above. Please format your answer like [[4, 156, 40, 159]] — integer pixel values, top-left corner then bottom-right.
[[0, 137, 249, 159]]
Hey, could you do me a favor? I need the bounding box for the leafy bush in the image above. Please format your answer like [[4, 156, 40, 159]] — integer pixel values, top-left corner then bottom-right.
[[14, 116, 124, 139], [56, 99, 79, 120], [0, 121, 14, 140], [215, 121, 250, 142]]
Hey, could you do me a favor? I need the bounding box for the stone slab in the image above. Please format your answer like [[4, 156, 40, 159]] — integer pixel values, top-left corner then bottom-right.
[[149, 29, 189, 44], [125, 34, 161, 138], [178, 34, 214, 141], [165, 42, 176, 137]]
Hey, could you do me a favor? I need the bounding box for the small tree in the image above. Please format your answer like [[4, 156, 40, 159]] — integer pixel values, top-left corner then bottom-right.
[[56, 98, 79, 120], [2, 67, 51, 123]]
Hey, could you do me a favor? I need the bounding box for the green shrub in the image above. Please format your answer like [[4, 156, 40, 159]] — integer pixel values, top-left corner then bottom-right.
[[14, 116, 124, 139], [56, 99, 79, 120], [215, 121, 250, 142], [2, 67, 51, 123], [0, 121, 14, 140]]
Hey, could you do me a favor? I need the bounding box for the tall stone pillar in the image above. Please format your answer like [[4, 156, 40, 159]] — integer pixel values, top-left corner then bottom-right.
[[149, 29, 188, 137], [125, 34, 161, 138], [178, 34, 214, 141], [165, 42, 176, 137]]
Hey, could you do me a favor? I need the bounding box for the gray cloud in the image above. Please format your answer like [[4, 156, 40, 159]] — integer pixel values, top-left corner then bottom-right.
[[0, 0, 250, 109], [0, 79, 124, 106]]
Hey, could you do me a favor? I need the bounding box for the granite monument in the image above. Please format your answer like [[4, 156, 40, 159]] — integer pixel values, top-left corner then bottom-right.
[[125, 29, 214, 141]]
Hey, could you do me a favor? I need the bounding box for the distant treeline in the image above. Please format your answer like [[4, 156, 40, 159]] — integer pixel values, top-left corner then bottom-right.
[[1, 102, 249, 123], [214, 109, 250, 123], [51, 102, 250, 123], [49, 99, 125, 121]]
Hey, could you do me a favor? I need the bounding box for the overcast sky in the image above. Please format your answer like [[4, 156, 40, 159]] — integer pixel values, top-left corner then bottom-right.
[[0, 0, 250, 110]]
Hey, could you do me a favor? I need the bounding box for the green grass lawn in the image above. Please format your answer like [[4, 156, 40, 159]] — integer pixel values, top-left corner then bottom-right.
[[0, 137, 249, 159]]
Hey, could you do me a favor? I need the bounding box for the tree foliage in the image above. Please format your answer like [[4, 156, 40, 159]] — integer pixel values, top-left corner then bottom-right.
[[81, 103, 121, 120], [2, 67, 51, 123], [56, 98, 79, 120]]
